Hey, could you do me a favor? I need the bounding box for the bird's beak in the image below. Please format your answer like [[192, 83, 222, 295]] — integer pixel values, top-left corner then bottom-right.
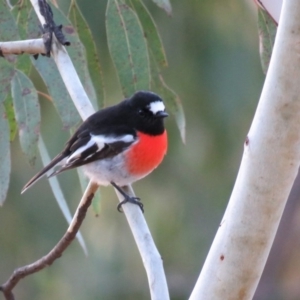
[[155, 111, 168, 118]]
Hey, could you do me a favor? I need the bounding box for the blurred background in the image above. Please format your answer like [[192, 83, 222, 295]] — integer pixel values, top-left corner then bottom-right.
[[1, 0, 299, 299]]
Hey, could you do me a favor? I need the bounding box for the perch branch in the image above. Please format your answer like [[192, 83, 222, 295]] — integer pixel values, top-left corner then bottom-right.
[[114, 185, 170, 300]]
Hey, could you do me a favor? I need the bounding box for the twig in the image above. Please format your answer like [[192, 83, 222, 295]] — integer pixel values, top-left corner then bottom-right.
[[0, 181, 98, 300], [36, 90, 53, 102], [0, 39, 46, 56]]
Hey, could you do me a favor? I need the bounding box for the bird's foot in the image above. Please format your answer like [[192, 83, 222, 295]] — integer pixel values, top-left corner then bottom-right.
[[117, 196, 144, 213], [110, 181, 144, 213]]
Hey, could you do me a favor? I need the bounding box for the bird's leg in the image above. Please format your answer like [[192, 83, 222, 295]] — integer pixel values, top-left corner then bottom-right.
[[110, 182, 144, 213]]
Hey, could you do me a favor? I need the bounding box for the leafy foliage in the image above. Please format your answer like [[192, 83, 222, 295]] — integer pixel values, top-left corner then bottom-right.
[[106, 0, 150, 96], [11, 70, 40, 166], [13, 0, 32, 74], [106, 0, 185, 139], [127, 0, 167, 68], [0, 59, 15, 103], [0, 0, 19, 43], [3, 93, 18, 141], [0, 102, 10, 205], [0, 0, 185, 217]]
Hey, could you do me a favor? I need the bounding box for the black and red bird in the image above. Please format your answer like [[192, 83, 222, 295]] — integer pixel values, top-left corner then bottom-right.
[[22, 91, 168, 212]]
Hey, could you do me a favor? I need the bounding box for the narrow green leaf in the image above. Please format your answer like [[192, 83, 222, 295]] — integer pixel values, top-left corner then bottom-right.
[[0, 0, 20, 41], [11, 70, 40, 165], [151, 0, 172, 15], [150, 53, 185, 143], [0, 102, 11, 205], [0, 0, 20, 65], [106, 0, 150, 97], [128, 0, 167, 68], [14, 0, 32, 75], [0, 59, 15, 103], [27, 9, 81, 129], [258, 7, 277, 74], [3, 93, 18, 141], [69, 2, 105, 108]]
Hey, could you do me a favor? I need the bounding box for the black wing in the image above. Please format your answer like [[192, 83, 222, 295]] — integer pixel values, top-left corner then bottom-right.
[[21, 125, 137, 193], [50, 127, 137, 176]]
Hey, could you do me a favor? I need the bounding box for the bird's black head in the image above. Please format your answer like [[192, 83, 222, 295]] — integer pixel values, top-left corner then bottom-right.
[[127, 91, 168, 135]]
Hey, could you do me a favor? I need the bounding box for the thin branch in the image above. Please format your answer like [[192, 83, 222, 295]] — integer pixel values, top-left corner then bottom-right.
[[0, 39, 46, 56], [36, 90, 53, 102], [0, 181, 98, 300], [189, 0, 300, 299]]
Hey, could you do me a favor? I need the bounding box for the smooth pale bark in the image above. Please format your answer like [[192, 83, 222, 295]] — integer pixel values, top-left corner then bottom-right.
[[0, 39, 46, 55], [29, 1, 169, 299], [189, 0, 300, 299], [115, 186, 170, 300]]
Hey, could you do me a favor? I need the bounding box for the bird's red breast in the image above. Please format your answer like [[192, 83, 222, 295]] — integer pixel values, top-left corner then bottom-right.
[[126, 130, 167, 176]]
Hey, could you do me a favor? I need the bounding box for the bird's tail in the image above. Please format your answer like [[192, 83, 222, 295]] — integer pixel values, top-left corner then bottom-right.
[[21, 153, 66, 194]]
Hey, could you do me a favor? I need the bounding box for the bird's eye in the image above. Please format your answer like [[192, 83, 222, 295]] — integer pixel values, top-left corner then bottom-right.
[[138, 109, 148, 116]]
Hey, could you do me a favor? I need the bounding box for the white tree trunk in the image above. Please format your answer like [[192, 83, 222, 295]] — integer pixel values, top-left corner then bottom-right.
[[189, 0, 300, 299]]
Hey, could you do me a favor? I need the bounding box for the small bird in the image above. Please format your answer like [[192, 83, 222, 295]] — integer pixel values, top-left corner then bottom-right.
[[22, 91, 168, 212]]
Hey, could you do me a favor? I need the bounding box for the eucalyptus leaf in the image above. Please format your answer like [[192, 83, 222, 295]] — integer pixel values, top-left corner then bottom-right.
[[0, 102, 11, 205], [106, 0, 150, 97], [0, 0, 20, 42], [258, 7, 277, 74], [3, 92, 18, 141], [0, 59, 15, 103], [69, 2, 105, 108], [14, 0, 32, 75], [11, 70, 40, 165], [0, 0, 20, 64], [128, 0, 167, 68]]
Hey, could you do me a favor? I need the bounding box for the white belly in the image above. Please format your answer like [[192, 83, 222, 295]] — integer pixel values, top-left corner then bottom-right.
[[81, 152, 141, 187]]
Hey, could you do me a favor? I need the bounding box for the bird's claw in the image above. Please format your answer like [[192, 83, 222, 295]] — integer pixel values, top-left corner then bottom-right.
[[117, 196, 144, 213]]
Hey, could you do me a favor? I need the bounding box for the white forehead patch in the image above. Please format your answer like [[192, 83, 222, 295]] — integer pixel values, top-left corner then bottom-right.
[[148, 101, 165, 114]]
